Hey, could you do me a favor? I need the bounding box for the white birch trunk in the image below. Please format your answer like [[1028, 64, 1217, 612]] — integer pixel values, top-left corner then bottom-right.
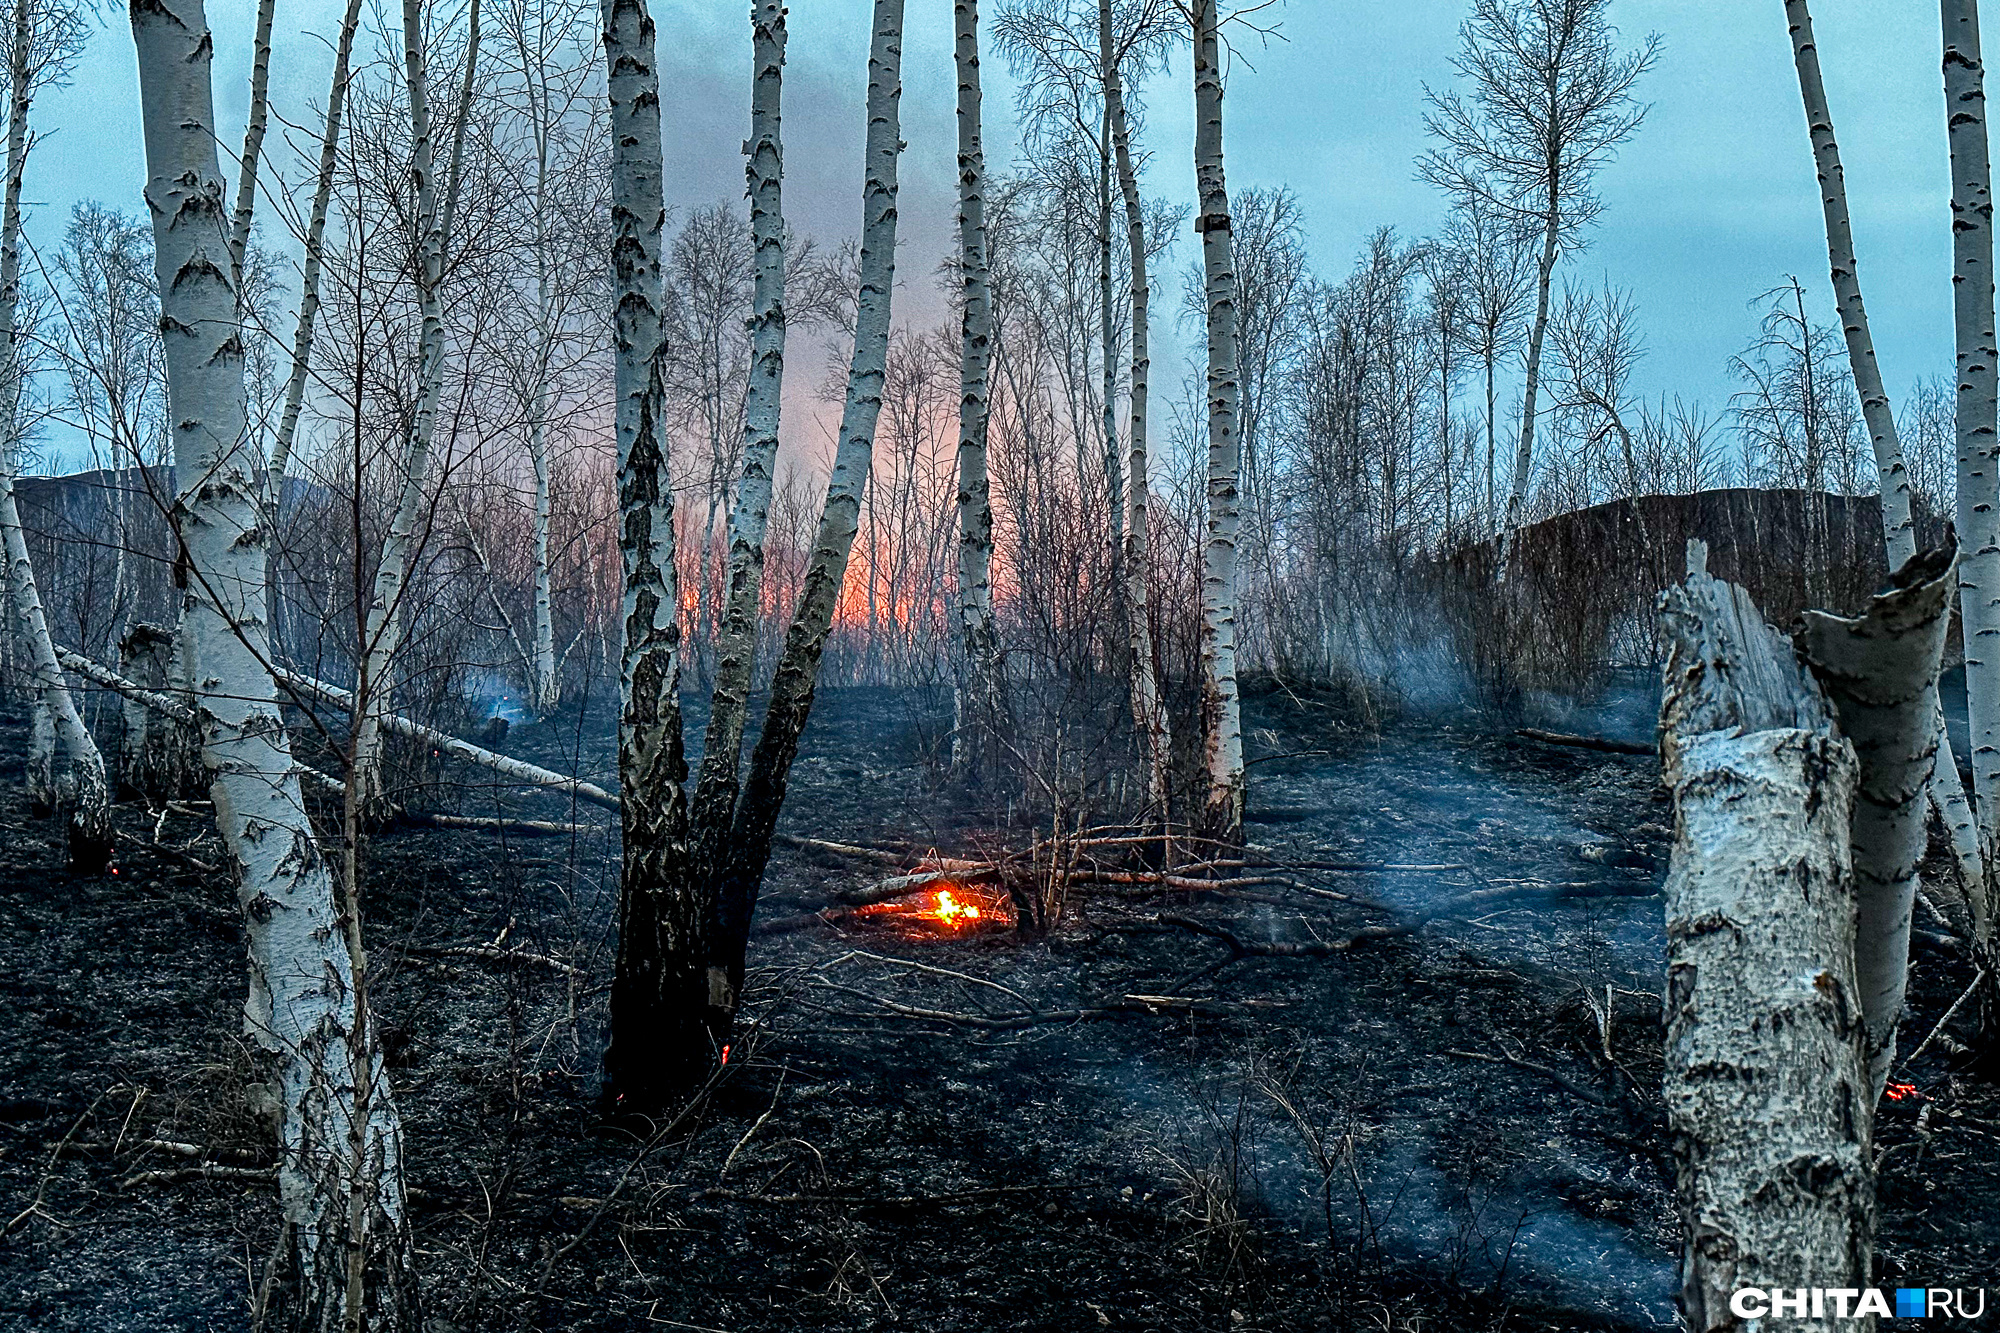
[[1944, 0, 2000, 946], [690, 0, 789, 844], [1105, 0, 1168, 818], [129, 0, 412, 1319], [1193, 0, 1244, 838], [951, 0, 1000, 779], [267, 0, 364, 502], [0, 0, 109, 869], [1799, 547, 1956, 1100], [601, 0, 702, 1108], [1659, 541, 1873, 1333], [352, 0, 481, 808], [527, 77, 559, 713], [227, 0, 275, 293], [1496, 210, 1557, 572]]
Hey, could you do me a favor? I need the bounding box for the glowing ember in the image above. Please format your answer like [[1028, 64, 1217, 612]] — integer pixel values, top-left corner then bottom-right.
[[1885, 1082, 1920, 1102]]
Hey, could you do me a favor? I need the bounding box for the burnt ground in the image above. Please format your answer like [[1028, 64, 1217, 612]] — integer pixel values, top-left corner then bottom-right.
[[1, 682, 1997, 1332]]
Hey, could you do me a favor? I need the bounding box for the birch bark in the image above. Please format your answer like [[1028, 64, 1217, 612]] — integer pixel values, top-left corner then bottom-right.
[[712, 0, 905, 1021], [691, 0, 788, 853], [267, 0, 364, 504], [600, 0, 700, 1110], [1799, 546, 1956, 1100], [1193, 0, 1244, 839], [1659, 542, 1873, 1333], [227, 0, 275, 293], [1945, 0, 2000, 946], [951, 0, 999, 779], [129, 0, 412, 1319], [1105, 0, 1168, 817], [0, 0, 108, 870], [1496, 208, 1557, 571], [1782, 0, 1986, 948]]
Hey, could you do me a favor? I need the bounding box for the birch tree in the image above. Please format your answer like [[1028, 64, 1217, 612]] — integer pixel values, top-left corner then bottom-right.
[[351, 0, 482, 810], [951, 0, 1001, 779], [1944, 0, 2000, 948], [690, 0, 789, 894], [1659, 542, 1873, 1332], [709, 0, 907, 1033], [1444, 197, 1531, 524], [1420, 0, 1656, 569], [600, 0, 699, 1109], [0, 0, 102, 869], [1191, 0, 1244, 839], [1104, 0, 1172, 814], [1785, 0, 1985, 950], [129, 0, 413, 1319], [604, 0, 910, 1109]]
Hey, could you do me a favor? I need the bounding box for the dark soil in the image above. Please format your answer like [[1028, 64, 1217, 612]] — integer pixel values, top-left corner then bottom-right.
[[1, 684, 1995, 1332]]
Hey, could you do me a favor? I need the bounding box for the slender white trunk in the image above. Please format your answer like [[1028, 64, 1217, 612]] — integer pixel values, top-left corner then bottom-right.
[[1104, 0, 1168, 817], [690, 0, 789, 844], [528, 227, 557, 710], [1660, 542, 1873, 1332], [267, 0, 365, 502], [1945, 0, 2000, 946], [353, 0, 481, 807], [951, 0, 999, 778], [0, 0, 108, 869], [228, 0, 276, 293], [1799, 547, 1956, 1099], [130, 0, 411, 1319], [1193, 0, 1243, 838]]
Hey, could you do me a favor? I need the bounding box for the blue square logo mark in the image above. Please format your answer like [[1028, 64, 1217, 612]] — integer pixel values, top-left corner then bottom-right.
[[1896, 1288, 1928, 1318]]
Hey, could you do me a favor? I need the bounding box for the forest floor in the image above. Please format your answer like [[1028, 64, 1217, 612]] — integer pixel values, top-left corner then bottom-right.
[[1, 681, 1996, 1332]]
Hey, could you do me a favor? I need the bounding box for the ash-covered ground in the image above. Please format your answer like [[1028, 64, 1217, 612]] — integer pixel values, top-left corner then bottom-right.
[[1, 682, 1994, 1332]]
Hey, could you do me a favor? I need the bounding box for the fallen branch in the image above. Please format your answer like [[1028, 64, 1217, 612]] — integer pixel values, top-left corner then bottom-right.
[[1445, 1047, 1608, 1107], [694, 1183, 1095, 1207], [397, 811, 598, 838], [1515, 727, 1654, 756], [122, 1163, 275, 1189], [402, 944, 582, 977]]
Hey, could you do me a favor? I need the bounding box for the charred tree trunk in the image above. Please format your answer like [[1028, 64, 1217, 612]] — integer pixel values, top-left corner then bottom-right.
[[1659, 541, 1873, 1332], [710, 0, 906, 1033], [130, 0, 414, 1319], [1105, 0, 1169, 820], [115, 622, 202, 800], [601, 0, 700, 1112], [951, 0, 1000, 781], [0, 0, 109, 871], [1798, 546, 1956, 1100], [1194, 0, 1244, 841]]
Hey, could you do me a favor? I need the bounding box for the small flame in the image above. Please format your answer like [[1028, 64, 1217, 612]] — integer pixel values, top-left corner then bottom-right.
[[929, 888, 981, 927], [1885, 1081, 1920, 1102], [719, 1043, 731, 1066]]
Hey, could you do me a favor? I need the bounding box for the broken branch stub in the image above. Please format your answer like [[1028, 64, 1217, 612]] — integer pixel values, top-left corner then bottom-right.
[[1798, 544, 1956, 1101], [1658, 540, 1873, 1331]]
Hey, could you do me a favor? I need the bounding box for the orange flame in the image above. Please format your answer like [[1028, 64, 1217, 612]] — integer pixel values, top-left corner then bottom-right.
[[1885, 1082, 1920, 1102], [928, 888, 981, 927], [854, 878, 1014, 934]]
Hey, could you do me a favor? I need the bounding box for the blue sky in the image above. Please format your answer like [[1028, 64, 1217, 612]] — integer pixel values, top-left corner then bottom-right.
[[29, 0, 1960, 470]]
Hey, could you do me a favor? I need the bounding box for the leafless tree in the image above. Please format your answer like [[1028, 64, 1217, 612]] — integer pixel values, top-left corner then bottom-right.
[[1421, 0, 1657, 570]]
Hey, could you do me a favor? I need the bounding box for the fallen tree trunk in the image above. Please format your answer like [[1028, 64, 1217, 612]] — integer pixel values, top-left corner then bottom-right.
[[274, 668, 617, 810], [1514, 727, 1654, 756], [1797, 544, 1956, 1101], [57, 647, 344, 799], [1658, 540, 1873, 1331]]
